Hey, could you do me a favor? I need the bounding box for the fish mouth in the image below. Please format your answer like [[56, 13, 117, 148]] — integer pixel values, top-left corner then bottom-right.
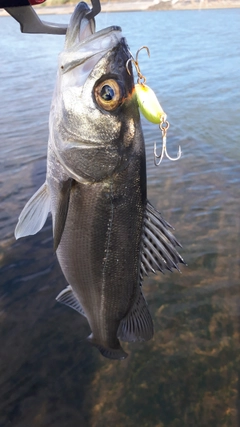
[[79, 25, 122, 46], [60, 2, 122, 75], [65, 1, 122, 48]]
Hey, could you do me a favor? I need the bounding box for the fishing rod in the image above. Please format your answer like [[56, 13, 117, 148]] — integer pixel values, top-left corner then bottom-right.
[[0, 0, 101, 34]]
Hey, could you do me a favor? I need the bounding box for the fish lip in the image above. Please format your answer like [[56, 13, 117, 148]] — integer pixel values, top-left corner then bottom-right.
[[60, 25, 123, 74], [78, 25, 122, 47]]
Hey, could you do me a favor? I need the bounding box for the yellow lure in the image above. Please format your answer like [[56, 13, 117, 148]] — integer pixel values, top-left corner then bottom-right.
[[134, 83, 167, 124]]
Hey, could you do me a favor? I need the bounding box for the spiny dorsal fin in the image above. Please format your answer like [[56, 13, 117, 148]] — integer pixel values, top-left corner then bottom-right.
[[140, 201, 185, 277], [15, 181, 50, 240], [117, 290, 154, 342], [53, 178, 73, 251], [56, 285, 86, 317]]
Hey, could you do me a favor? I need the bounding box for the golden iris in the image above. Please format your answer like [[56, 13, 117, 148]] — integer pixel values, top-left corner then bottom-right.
[[94, 79, 122, 111]]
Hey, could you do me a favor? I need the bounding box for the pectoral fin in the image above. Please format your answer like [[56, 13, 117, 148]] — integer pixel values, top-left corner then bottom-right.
[[117, 290, 154, 342], [56, 285, 86, 317], [15, 181, 50, 240], [140, 201, 185, 277], [53, 178, 73, 251]]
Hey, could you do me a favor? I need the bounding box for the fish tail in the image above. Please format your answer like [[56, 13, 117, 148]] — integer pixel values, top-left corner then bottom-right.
[[87, 334, 128, 360]]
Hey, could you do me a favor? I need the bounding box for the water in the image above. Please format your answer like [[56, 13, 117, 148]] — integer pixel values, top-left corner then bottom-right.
[[0, 7, 240, 427]]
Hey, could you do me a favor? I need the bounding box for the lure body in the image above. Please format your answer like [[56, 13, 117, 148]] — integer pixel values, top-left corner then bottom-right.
[[135, 83, 166, 124]]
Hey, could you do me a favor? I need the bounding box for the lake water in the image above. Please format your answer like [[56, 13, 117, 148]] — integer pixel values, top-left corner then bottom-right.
[[0, 6, 240, 427]]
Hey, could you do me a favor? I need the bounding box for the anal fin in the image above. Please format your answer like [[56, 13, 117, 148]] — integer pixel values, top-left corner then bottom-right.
[[56, 285, 86, 317]]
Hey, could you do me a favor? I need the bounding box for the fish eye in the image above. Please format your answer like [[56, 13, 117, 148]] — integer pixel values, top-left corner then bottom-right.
[[100, 85, 115, 101], [94, 79, 122, 111]]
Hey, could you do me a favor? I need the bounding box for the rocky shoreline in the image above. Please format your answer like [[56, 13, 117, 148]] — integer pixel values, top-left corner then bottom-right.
[[0, 1, 240, 16]]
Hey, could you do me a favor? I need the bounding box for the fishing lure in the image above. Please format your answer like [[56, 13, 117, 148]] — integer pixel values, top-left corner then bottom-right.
[[126, 46, 181, 166]]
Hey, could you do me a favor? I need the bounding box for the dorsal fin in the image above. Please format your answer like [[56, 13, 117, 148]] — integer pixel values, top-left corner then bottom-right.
[[140, 201, 185, 277]]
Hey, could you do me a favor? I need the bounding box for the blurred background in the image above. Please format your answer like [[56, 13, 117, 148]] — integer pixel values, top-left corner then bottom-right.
[[0, 4, 240, 427]]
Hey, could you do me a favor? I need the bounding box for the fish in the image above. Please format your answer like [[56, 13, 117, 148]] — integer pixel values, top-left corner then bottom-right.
[[15, 2, 184, 360]]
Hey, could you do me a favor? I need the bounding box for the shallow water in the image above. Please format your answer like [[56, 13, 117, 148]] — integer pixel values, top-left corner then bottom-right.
[[0, 8, 240, 427]]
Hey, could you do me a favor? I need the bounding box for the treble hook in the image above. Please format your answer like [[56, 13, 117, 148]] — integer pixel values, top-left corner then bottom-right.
[[86, 0, 101, 20], [154, 120, 182, 166], [126, 45, 181, 166], [126, 46, 150, 84]]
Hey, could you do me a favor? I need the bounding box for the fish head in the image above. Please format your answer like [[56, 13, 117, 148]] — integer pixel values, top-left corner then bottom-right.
[[50, 2, 143, 183]]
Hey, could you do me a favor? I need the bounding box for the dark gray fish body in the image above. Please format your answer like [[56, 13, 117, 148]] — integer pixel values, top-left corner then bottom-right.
[[50, 146, 146, 358], [47, 108, 146, 358], [15, 3, 184, 360]]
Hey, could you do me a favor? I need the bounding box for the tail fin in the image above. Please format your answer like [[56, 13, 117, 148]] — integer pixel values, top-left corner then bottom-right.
[[87, 334, 128, 360]]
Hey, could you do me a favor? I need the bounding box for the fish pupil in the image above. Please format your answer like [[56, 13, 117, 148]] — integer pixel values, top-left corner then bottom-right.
[[100, 85, 115, 101]]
